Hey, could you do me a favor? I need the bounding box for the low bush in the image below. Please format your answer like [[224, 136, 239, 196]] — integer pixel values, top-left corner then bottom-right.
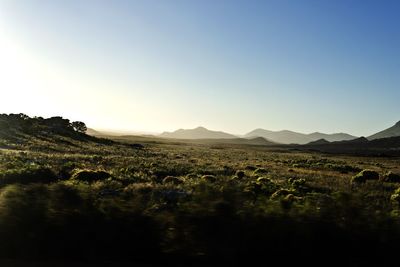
[[351, 170, 379, 185], [70, 169, 111, 182], [270, 188, 296, 200], [0, 165, 58, 185], [201, 175, 217, 183], [163, 176, 184, 185], [381, 171, 400, 183], [253, 168, 268, 176], [235, 170, 245, 179]]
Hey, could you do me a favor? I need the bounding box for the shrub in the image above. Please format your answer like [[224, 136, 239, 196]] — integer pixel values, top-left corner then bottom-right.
[[59, 162, 77, 180], [48, 183, 83, 210], [391, 193, 400, 204], [256, 177, 272, 184], [130, 143, 144, 149], [270, 189, 296, 200], [325, 163, 361, 173], [92, 180, 123, 191], [0, 166, 58, 185], [244, 181, 263, 195], [186, 173, 198, 179], [201, 175, 217, 183], [253, 168, 268, 176], [381, 172, 400, 183], [245, 165, 257, 171], [283, 194, 302, 203], [289, 178, 306, 187], [281, 194, 302, 209], [71, 169, 111, 182], [351, 170, 379, 185], [162, 176, 184, 185], [235, 170, 245, 179]]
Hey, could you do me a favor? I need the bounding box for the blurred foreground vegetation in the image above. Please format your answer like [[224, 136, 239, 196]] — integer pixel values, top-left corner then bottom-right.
[[1, 114, 400, 265]]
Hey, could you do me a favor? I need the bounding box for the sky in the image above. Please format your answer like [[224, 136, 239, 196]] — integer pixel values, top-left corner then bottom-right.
[[0, 0, 399, 136]]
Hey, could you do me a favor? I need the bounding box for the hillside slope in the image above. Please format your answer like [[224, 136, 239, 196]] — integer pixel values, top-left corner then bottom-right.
[[298, 135, 400, 156], [0, 113, 134, 154], [368, 121, 400, 140]]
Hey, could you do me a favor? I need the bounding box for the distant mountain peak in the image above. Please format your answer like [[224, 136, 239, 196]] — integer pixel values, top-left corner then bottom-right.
[[395, 121, 400, 127], [194, 126, 207, 130]]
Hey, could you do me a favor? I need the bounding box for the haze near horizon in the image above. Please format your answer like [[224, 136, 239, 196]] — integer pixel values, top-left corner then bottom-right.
[[0, 0, 399, 136]]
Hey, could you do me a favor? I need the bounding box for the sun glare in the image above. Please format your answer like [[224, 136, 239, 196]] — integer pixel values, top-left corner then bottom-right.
[[0, 30, 43, 109]]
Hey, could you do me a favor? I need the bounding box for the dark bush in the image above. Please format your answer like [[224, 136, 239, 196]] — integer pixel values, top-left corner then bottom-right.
[[130, 143, 144, 149], [351, 170, 379, 184], [235, 170, 245, 179], [163, 176, 184, 185], [59, 162, 77, 180], [270, 188, 296, 200], [325, 163, 361, 173], [253, 168, 268, 176], [256, 177, 269, 183], [245, 165, 257, 171], [381, 171, 400, 183], [0, 166, 58, 185], [201, 175, 217, 183], [71, 169, 111, 182]]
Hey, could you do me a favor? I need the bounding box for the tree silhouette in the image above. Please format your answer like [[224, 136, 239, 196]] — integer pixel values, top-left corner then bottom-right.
[[71, 121, 87, 133]]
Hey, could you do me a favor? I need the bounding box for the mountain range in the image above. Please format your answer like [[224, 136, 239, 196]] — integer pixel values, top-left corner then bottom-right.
[[244, 129, 356, 144], [89, 120, 400, 145], [159, 126, 358, 144]]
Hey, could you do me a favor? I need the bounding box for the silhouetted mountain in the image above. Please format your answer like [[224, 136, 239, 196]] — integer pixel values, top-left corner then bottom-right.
[[368, 121, 400, 140], [245, 129, 312, 144], [297, 136, 400, 156], [306, 139, 330, 145], [334, 136, 369, 144], [160, 127, 237, 139], [308, 132, 357, 142], [245, 128, 357, 144]]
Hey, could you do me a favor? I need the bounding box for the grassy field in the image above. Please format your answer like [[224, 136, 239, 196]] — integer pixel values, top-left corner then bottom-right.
[[1, 115, 400, 266], [1, 129, 400, 266]]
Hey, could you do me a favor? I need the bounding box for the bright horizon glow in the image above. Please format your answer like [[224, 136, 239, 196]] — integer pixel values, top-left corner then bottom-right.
[[0, 0, 399, 136]]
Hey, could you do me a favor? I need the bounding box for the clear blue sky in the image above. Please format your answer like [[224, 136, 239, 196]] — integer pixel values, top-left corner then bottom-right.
[[0, 0, 399, 136]]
